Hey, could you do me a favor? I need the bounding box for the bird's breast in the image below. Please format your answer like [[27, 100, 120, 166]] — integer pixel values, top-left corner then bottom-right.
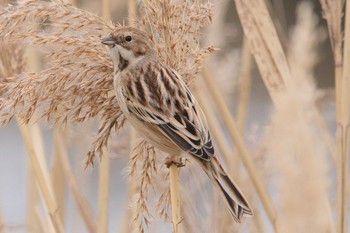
[[113, 72, 130, 116]]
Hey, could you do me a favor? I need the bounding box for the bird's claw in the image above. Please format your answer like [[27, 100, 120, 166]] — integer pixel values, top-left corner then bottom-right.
[[165, 157, 186, 168]]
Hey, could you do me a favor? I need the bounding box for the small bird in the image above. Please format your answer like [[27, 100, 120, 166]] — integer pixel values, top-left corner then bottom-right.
[[102, 26, 253, 222]]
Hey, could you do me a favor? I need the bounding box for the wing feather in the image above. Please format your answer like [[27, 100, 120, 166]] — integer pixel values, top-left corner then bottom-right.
[[122, 64, 214, 161]]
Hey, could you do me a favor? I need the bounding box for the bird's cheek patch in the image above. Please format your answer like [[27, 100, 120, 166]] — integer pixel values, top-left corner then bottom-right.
[[136, 45, 147, 57]]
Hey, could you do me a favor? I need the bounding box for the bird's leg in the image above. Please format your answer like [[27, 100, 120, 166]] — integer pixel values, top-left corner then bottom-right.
[[165, 155, 186, 168]]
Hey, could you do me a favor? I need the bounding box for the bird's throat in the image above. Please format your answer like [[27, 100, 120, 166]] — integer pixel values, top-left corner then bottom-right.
[[118, 52, 129, 71]]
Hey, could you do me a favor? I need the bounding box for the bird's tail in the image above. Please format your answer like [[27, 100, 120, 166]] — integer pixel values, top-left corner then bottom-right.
[[200, 156, 253, 222]]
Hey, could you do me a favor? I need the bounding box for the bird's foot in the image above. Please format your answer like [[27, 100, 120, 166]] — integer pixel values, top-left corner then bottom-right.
[[165, 157, 186, 168]]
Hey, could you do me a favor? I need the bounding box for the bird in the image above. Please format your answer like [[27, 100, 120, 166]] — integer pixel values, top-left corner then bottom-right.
[[102, 26, 253, 222]]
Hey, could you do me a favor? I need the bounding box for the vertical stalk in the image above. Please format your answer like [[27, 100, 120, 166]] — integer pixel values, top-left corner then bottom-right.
[[128, 0, 137, 26], [56, 131, 97, 233], [102, 0, 110, 22], [121, 128, 139, 233], [25, 23, 47, 233], [97, 151, 110, 233], [337, 1, 350, 232], [169, 163, 182, 233], [236, 39, 252, 132], [34, 208, 49, 233], [97, 1, 111, 233], [52, 129, 66, 223], [18, 123, 64, 233], [26, 156, 38, 233]]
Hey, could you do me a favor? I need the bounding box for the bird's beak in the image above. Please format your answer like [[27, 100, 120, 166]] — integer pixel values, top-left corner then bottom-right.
[[101, 35, 116, 46]]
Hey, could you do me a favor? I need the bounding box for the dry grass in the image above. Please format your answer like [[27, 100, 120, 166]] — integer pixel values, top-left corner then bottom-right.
[[262, 3, 334, 232], [0, 0, 347, 232]]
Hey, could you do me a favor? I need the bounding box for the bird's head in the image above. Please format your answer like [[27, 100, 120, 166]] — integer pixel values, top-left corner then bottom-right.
[[102, 26, 155, 69]]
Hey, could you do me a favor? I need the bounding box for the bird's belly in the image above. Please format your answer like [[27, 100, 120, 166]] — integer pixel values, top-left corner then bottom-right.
[[127, 114, 182, 156]]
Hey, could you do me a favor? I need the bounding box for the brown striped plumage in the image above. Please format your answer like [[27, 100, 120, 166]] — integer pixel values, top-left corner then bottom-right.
[[102, 26, 253, 222]]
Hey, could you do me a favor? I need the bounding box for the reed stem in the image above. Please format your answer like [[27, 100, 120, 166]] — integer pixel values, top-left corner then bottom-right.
[[97, 152, 110, 233], [55, 132, 97, 233], [169, 162, 183, 233], [52, 129, 66, 223], [128, 0, 137, 26], [26, 157, 38, 233], [336, 1, 350, 232], [18, 122, 64, 233], [97, 1, 111, 232]]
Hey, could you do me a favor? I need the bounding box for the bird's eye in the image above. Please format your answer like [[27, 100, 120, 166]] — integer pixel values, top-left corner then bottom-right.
[[125, 35, 132, 42]]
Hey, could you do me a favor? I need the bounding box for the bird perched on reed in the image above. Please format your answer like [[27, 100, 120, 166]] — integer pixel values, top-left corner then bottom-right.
[[102, 26, 253, 222]]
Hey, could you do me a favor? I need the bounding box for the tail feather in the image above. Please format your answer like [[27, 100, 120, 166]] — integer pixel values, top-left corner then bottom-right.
[[202, 156, 253, 222]]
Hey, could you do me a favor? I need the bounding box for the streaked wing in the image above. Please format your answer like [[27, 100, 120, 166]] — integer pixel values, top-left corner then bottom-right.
[[122, 62, 214, 160]]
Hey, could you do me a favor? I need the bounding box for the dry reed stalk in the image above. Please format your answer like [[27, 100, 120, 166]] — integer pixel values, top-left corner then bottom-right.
[[233, 0, 288, 103], [26, 161, 39, 233], [120, 128, 139, 233], [128, 0, 137, 26], [336, 1, 350, 232], [55, 130, 97, 233], [96, 1, 112, 232], [178, 180, 203, 233], [34, 207, 49, 233], [203, 0, 241, 100], [319, 1, 347, 232], [269, 0, 288, 46], [229, 38, 253, 228], [169, 163, 183, 233], [24, 17, 56, 233], [26, 25, 58, 233], [28, 125, 61, 233], [97, 151, 110, 233], [0, 5, 41, 231], [102, 0, 110, 21], [319, 0, 342, 106], [18, 122, 64, 233], [201, 68, 277, 229], [52, 129, 66, 223], [236, 38, 252, 132]]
